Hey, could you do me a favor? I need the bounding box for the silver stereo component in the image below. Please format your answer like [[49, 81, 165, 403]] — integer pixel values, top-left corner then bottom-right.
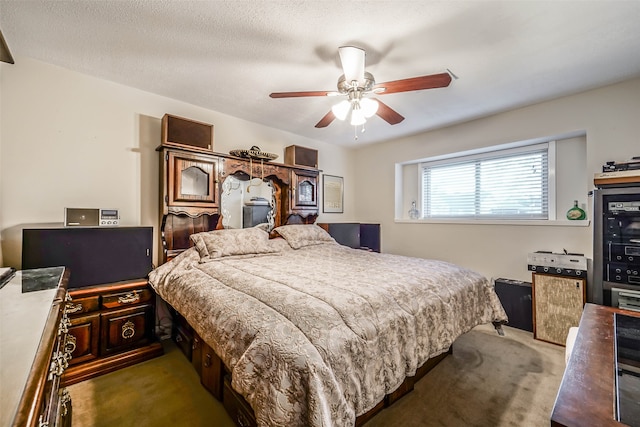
[[612, 287, 640, 312], [64, 208, 119, 227], [527, 251, 588, 277]]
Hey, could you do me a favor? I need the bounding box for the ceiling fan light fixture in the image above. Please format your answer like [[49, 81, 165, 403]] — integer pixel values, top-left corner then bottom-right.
[[350, 107, 366, 126], [270, 46, 450, 133], [338, 46, 365, 85], [360, 97, 378, 118], [331, 100, 351, 121]]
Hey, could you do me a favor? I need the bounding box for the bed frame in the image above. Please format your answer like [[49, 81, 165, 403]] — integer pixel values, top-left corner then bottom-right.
[[157, 145, 452, 426], [169, 308, 452, 427]]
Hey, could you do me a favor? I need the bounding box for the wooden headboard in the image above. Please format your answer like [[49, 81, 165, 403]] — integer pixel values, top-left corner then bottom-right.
[[159, 147, 320, 263]]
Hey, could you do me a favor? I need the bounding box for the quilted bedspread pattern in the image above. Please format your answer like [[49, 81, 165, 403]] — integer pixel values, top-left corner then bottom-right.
[[149, 243, 507, 427]]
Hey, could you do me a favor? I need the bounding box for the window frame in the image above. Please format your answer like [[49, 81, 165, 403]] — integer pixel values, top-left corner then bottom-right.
[[410, 141, 558, 223]]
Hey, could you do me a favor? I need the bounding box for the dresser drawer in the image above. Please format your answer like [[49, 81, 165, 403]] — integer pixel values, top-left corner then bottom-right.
[[101, 288, 152, 309], [65, 295, 99, 315]]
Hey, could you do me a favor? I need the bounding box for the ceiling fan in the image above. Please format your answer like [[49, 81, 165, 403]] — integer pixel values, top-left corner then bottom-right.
[[269, 46, 452, 130]]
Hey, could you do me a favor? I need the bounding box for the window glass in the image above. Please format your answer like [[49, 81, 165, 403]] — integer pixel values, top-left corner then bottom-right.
[[420, 144, 549, 220]]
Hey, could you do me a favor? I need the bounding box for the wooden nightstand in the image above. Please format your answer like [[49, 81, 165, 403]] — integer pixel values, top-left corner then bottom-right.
[[61, 279, 163, 386]]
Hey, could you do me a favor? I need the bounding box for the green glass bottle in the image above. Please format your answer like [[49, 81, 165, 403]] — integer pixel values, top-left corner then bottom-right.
[[566, 200, 586, 220]]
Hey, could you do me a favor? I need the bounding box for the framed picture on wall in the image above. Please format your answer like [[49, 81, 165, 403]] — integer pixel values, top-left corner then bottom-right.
[[323, 175, 344, 213]]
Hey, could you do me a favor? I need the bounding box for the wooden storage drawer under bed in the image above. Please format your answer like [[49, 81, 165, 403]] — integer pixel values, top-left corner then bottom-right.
[[223, 376, 257, 427]]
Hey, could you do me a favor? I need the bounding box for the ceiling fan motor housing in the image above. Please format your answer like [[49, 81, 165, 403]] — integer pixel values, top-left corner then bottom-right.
[[337, 72, 376, 94]]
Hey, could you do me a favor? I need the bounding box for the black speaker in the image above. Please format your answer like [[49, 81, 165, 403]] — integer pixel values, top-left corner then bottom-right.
[[22, 227, 153, 288], [326, 223, 361, 249], [494, 278, 533, 332], [322, 223, 381, 253], [359, 224, 381, 253]]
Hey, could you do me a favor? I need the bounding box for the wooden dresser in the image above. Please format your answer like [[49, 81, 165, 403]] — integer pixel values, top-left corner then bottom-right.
[[551, 303, 639, 426], [0, 267, 72, 427]]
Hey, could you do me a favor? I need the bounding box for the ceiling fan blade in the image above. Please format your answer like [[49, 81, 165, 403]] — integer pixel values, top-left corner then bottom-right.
[[315, 110, 336, 128], [338, 46, 365, 85], [270, 91, 333, 98], [374, 72, 452, 95], [374, 99, 405, 125]]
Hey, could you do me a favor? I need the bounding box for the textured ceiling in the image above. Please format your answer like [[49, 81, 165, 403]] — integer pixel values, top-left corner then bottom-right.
[[2, 0, 640, 146]]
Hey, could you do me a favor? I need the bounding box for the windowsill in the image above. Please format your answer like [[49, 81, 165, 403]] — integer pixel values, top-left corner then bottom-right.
[[395, 219, 591, 227]]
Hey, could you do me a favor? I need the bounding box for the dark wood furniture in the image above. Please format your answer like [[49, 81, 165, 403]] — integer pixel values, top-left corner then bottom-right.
[[2, 267, 72, 427], [21, 226, 163, 385], [551, 303, 638, 426], [159, 145, 320, 262], [317, 222, 381, 252], [61, 279, 163, 386]]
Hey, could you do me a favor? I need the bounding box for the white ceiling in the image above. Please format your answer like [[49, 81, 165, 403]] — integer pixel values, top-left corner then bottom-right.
[[2, 1, 640, 146]]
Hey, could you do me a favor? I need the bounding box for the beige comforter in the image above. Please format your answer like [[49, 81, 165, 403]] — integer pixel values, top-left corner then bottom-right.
[[149, 241, 507, 427]]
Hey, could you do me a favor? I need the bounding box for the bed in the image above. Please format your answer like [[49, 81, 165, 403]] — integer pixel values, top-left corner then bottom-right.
[[148, 224, 507, 427]]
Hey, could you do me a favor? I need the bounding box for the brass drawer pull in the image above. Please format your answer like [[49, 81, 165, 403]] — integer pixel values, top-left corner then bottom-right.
[[118, 292, 140, 305], [122, 320, 136, 339], [48, 351, 70, 380], [58, 316, 71, 336], [60, 388, 72, 417], [64, 334, 77, 355], [65, 302, 84, 314]]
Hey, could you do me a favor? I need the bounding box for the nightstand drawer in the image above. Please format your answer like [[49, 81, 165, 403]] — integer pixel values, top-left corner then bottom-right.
[[101, 288, 152, 309], [65, 295, 99, 315]]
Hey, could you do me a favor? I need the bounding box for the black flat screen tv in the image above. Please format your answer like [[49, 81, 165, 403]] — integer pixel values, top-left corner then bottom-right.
[[22, 226, 153, 288]]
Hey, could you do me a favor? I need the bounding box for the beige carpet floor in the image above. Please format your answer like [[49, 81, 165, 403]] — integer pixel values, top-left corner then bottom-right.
[[68, 324, 565, 427]]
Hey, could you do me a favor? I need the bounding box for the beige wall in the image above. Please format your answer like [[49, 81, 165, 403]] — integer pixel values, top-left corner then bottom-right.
[[0, 58, 356, 268], [4, 57, 639, 285], [0, 63, 3, 265], [354, 77, 640, 283]]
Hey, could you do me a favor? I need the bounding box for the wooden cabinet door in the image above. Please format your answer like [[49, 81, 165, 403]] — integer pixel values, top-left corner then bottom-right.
[[167, 150, 219, 208], [291, 170, 318, 210], [68, 312, 100, 365], [533, 273, 586, 345], [100, 304, 153, 356]]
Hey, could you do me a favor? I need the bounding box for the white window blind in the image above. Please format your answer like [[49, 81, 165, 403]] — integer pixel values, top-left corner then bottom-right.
[[421, 144, 549, 220]]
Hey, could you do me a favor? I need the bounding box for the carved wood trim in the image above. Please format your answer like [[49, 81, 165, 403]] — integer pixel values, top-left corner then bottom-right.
[[159, 148, 320, 264]]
